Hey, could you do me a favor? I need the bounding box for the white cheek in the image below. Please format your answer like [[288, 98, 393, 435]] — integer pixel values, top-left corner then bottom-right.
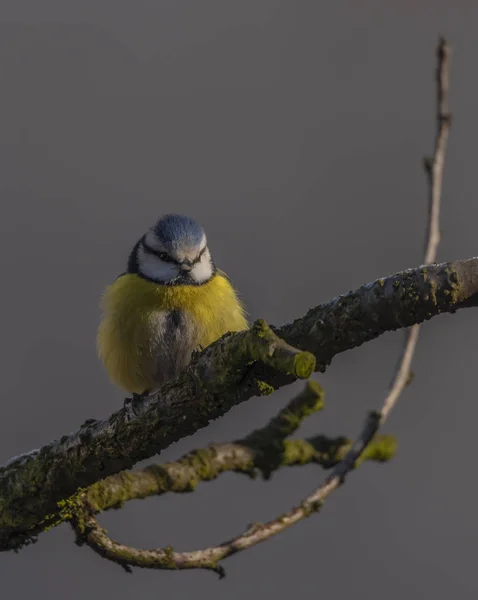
[[190, 250, 213, 283], [137, 246, 179, 282]]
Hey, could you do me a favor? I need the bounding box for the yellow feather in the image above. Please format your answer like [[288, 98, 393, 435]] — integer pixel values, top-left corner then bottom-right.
[[97, 272, 248, 394]]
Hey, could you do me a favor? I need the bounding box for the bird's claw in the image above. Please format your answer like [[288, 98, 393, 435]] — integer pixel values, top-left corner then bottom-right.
[[123, 392, 148, 416]]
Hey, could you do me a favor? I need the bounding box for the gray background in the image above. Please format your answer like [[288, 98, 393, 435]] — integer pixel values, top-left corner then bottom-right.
[[0, 1, 477, 598]]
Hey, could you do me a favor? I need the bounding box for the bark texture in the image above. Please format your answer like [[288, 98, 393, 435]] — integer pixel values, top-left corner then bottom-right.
[[0, 258, 477, 551]]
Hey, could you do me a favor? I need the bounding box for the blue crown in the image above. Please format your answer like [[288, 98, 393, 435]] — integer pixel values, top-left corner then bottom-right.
[[151, 214, 205, 250]]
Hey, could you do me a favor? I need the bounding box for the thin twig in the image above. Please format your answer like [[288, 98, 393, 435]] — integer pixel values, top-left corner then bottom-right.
[[383, 37, 451, 420], [424, 37, 452, 265]]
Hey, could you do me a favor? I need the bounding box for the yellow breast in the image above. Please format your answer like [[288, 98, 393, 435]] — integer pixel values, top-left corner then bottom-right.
[[97, 272, 248, 393]]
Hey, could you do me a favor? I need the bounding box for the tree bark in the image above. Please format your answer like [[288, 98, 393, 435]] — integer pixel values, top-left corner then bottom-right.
[[0, 257, 477, 551]]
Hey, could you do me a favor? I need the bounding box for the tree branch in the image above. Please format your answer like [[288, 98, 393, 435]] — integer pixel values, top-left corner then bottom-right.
[[0, 38, 469, 569], [381, 37, 451, 421], [1, 254, 477, 551], [70, 382, 395, 575]]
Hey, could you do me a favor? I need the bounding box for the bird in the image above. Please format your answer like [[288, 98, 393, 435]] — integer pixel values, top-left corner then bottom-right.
[[97, 213, 248, 397]]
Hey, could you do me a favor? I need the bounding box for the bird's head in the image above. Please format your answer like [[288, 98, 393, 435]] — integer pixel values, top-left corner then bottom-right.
[[129, 214, 215, 285]]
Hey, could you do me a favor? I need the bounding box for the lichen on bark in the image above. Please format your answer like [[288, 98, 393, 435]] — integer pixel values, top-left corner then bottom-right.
[[0, 258, 477, 551]]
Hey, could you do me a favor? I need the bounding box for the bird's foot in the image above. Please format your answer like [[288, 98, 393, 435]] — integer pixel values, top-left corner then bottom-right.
[[123, 391, 149, 416], [191, 344, 205, 361]]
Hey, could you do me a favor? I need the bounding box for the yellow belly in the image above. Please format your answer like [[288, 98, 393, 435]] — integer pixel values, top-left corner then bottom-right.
[[97, 272, 248, 393]]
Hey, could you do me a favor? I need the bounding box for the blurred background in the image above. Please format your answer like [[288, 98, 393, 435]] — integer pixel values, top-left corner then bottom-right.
[[0, 1, 477, 598]]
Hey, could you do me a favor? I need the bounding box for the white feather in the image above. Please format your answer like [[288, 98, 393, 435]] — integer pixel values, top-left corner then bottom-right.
[[137, 242, 213, 284], [137, 245, 179, 282], [190, 247, 213, 283]]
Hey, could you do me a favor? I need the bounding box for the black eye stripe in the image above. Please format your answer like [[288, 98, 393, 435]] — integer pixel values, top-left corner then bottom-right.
[[142, 240, 207, 266], [192, 246, 207, 264], [142, 241, 179, 265]]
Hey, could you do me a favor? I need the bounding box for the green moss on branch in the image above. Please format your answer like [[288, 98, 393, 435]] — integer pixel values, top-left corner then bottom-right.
[[275, 258, 478, 371], [70, 383, 396, 574], [0, 258, 476, 551]]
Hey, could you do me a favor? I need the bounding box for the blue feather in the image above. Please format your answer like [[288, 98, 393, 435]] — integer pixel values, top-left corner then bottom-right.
[[151, 214, 204, 251]]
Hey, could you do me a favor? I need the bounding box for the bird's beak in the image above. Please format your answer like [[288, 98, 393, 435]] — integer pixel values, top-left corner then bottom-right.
[[179, 260, 192, 273]]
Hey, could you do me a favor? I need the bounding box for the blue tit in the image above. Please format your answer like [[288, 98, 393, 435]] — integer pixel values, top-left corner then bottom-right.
[[97, 214, 248, 395]]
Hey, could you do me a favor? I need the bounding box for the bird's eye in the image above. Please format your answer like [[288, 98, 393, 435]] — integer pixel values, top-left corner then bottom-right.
[[194, 246, 207, 262], [158, 252, 173, 263]]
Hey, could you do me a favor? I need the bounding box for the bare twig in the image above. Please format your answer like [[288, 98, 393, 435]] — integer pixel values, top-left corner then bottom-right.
[[383, 37, 451, 420], [424, 37, 452, 265], [376, 37, 452, 421]]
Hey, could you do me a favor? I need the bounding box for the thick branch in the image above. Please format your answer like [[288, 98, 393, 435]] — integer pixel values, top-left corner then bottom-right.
[[0, 255, 477, 551], [81, 381, 328, 514], [0, 254, 476, 550]]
